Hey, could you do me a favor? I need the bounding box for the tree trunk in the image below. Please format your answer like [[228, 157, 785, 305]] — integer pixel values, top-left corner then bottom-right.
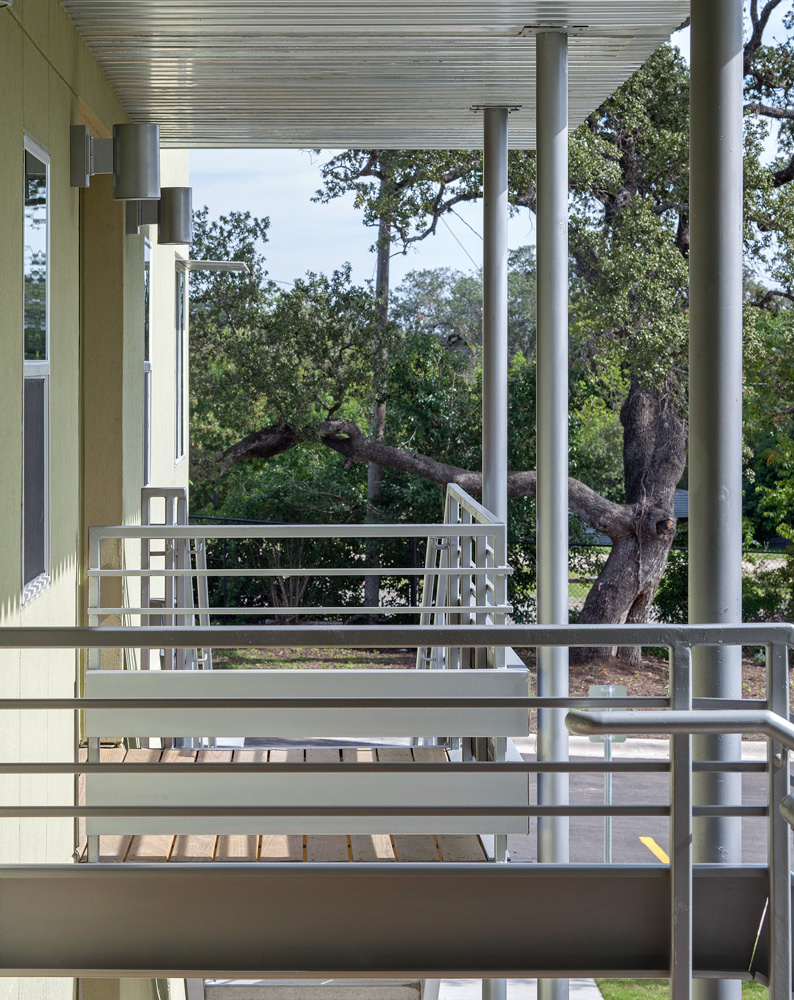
[[364, 209, 391, 612], [571, 378, 687, 667]]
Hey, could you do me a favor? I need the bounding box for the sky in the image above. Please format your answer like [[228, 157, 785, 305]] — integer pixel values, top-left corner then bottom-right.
[[190, 148, 536, 290], [188, 17, 782, 292]]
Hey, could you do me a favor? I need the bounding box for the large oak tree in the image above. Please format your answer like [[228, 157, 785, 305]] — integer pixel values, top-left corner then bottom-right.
[[192, 6, 794, 663]]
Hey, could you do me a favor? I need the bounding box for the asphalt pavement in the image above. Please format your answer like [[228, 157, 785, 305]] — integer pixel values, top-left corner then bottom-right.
[[510, 736, 772, 864]]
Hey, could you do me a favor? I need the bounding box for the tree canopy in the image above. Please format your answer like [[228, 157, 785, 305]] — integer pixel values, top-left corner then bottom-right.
[[190, 8, 794, 647]]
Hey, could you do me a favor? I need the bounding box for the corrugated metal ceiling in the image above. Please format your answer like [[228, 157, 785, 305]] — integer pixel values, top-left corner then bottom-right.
[[62, 2, 690, 148]]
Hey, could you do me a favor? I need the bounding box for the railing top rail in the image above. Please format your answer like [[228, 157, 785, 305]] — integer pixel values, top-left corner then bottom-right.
[[87, 566, 513, 579], [445, 484, 503, 526], [88, 523, 504, 543], [0, 622, 791, 649]]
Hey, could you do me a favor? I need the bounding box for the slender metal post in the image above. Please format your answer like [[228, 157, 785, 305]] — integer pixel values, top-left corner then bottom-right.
[[482, 107, 509, 527], [689, 5, 744, 999], [670, 644, 693, 1000], [536, 30, 569, 1000], [603, 737, 613, 863], [767, 641, 791, 1000], [482, 104, 509, 1000], [86, 736, 100, 863]]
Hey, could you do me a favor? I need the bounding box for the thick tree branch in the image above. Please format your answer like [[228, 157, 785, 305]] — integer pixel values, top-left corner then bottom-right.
[[745, 0, 783, 77], [316, 419, 638, 539], [220, 423, 298, 472], [220, 420, 677, 544], [744, 101, 794, 120]]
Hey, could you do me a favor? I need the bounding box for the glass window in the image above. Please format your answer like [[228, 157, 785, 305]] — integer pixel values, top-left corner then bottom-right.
[[175, 263, 187, 463], [24, 149, 48, 361], [23, 138, 50, 600], [23, 378, 47, 586]]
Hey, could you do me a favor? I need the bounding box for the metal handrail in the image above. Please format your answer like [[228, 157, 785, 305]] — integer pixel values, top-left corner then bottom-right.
[[567, 708, 794, 750], [5, 611, 793, 995]]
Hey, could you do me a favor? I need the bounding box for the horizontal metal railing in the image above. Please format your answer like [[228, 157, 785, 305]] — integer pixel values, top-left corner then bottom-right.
[[0, 621, 792, 997], [87, 502, 513, 623]]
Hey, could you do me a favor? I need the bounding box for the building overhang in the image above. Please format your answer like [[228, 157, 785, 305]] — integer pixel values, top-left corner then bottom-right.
[[61, 1, 689, 149]]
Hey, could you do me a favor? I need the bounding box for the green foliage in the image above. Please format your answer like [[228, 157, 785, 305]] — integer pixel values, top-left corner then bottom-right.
[[190, 209, 393, 461], [197, 448, 372, 621], [313, 150, 481, 252], [743, 304, 794, 545], [392, 248, 537, 359]]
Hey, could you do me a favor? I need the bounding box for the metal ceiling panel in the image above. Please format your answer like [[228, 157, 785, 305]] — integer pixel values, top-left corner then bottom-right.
[[63, 1, 689, 148]]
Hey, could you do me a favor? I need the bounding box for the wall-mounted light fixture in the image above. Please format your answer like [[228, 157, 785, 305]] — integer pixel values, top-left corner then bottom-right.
[[70, 123, 160, 201], [125, 187, 194, 245], [186, 261, 250, 274], [157, 187, 193, 244]]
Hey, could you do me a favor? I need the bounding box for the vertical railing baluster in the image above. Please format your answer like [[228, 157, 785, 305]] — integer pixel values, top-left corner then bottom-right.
[[670, 642, 692, 1000], [768, 640, 791, 1000]]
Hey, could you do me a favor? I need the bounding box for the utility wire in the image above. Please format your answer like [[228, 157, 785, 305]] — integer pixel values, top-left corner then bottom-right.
[[440, 214, 480, 270]]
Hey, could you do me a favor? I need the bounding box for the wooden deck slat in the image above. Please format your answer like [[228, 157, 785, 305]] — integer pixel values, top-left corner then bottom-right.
[[306, 835, 350, 862], [171, 834, 217, 862], [350, 834, 396, 862], [411, 746, 448, 762], [376, 748, 414, 764], [436, 834, 487, 862], [216, 751, 261, 861], [79, 742, 487, 865], [124, 749, 175, 863], [259, 833, 303, 861], [216, 835, 259, 862], [343, 749, 396, 862], [92, 748, 132, 862], [391, 835, 442, 862], [257, 749, 303, 860], [305, 749, 349, 862], [383, 744, 444, 862], [268, 748, 305, 764]]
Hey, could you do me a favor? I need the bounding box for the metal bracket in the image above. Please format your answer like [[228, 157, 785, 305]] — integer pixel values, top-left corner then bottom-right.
[[469, 106, 522, 114], [517, 25, 589, 36], [125, 199, 159, 235], [70, 126, 113, 188]]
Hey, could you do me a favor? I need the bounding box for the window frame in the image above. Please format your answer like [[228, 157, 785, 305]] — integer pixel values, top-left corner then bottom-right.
[[22, 133, 51, 604], [174, 258, 188, 465]]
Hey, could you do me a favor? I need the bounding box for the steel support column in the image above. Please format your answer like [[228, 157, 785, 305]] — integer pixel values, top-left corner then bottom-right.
[[536, 30, 569, 1000], [482, 104, 509, 1000], [689, 4, 744, 1000], [482, 107, 509, 526]]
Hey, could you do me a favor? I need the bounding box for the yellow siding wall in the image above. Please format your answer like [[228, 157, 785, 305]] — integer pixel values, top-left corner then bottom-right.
[[0, 4, 189, 1000]]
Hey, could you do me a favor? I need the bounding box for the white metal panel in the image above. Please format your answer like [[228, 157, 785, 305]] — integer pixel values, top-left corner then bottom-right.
[[84, 770, 529, 834], [84, 668, 530, 737], [61, 2, 689, 148]]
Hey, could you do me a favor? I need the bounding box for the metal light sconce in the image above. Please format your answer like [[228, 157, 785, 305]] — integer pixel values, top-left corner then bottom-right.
[[125, 187, 194, 245], [70, 123, 161, 201], [157, 187, 193, 244]]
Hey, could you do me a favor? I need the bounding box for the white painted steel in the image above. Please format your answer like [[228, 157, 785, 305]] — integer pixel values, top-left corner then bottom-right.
[[90, 524, 504, 539], [84, 668, 531, 739], [482, 107, 509, 528], [60, 1, 689, 148], [688, 12, 745, 1000], [85, 770, 529, 835], [535, 32, 570, 924]]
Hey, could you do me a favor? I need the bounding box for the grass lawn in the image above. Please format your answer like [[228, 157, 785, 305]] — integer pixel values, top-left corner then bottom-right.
[[596, 981, 766, 999]]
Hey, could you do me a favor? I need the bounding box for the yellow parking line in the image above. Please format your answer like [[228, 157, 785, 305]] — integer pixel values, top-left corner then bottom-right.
[[640, 836, 670, 864]]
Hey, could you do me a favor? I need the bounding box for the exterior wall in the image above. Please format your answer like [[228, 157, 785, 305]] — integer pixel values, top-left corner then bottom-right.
[[0, 5, 188, 1000]]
